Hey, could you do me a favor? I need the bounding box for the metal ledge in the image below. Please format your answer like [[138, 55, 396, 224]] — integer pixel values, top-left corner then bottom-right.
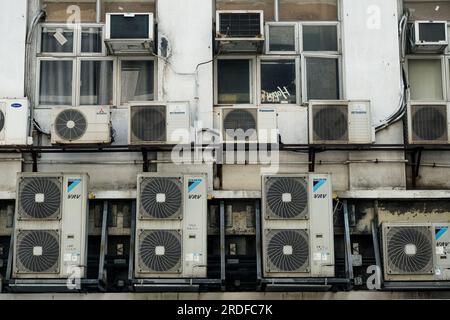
[[132, 279, 222, 292], [7, 279, 100, 293], [337, 190, 450, 199], [382, 281, 450, 291], [261, 278, 351, 291]]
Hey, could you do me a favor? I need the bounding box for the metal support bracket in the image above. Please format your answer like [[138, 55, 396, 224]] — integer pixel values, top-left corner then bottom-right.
[[31, 151, 38, 172], [255, 199, 262, 290], [128, 200, 137, 290], [219, 200, 226, 291], [411, 147, 423, 188], [308, 147, 316, 172], [343, 200, 354, 286], [98, 200, 109, 291], [142, 149, 149, 172]]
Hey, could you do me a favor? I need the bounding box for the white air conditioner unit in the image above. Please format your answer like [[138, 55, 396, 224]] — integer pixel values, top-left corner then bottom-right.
[[105, 13, 154, 55], [51, 106, 111, 144], [128, 102, 190, 145], [309, 100, 374, 144], [0, 98, 31, 146], [12, 173, 89, 279], [382, 222, 450, 281], [135, 173, 207, 278], [215, 10, 264, 52], [407, 102, 450, 144], [217, 106, 278, 143], [262, 174, 335, 278], [411, 21, 448, 53]]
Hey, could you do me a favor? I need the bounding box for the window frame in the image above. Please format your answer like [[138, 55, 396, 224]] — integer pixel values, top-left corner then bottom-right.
[[37, 23, 78, 57], [214, 55, 257, 105], [78, 23, 107, 56], [299, 21, 341, 54], [265, 22, 299, 55], [117, 56, 158, 108]]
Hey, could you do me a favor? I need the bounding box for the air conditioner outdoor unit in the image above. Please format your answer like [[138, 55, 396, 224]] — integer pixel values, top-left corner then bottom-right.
[[128, 102, 190, 145], [12, 173, 89, 279], [215, 10, 264, 52], [382, 222, 450, 281], [0, 98, 31, 146], [105, 13, 154, 55], [407, 102, 450, 144], [309, 100, 374, 144], [135, 173, 207, 278], [262, 174, 335, 278], [218, 107, 278, 143], [411, 21, 448, 53], [51, 106, 111, 144]]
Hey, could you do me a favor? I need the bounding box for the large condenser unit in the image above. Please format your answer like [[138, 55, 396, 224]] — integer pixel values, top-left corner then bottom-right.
[[0, 98, 31, 146]]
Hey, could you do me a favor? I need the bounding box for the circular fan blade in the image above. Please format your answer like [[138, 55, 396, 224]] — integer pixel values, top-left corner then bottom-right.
[[267, 230, 309, 272], [19, 177, 61, 219], [139, 230, 181, 272], [140, 177, 182, 219], [313, 106, 348, 141], [412, 106, 447, 141], [16, 230, 59, 273], [131, 106, 166, 142], [0, 110, 5, 132], [55, 109, 87, 141], [265, 177, 308, 219], [223, 109, 256, 139]]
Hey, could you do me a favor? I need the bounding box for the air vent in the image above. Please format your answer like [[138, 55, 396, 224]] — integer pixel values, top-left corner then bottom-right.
[[16, 230, 60, 274], [313, 104, 348, 142], [222, 108, 257, 141], [266, 229, 309, 273], [138, 230, 182, 273], [410, 104, 448, 143], [0, 109, 4, 132], [264, 176, 308, 219], [218, 12, 262, 38], [140, 177, 183, 219], [54, 109, 87, 141], [385, 226, 434, 275], [18, 177, 62, 220], [130, 105, 166, 143]]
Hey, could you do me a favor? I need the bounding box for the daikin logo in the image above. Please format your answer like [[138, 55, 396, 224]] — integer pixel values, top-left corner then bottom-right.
[[188, 179, 202, 200], [67, 179, 81, 192], [313, 178, 327, 199], [435, 226, 449, 240]]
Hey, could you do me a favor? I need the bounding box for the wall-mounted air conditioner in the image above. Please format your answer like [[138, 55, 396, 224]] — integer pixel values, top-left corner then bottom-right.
[[217, 106, 278, 143], [0, 98, 31, 146], [51, 106, 111, 144], [135, 173, 207, 278], [215, 10, 264, 52], [309, 100, 374, 144], [12, 173, 89, 279], [411, 21, 448, 53], [105, 13, 154, 55], [262, 174, 335, 278], [382, 222, 450, 281], [407, 102, 450, 144]]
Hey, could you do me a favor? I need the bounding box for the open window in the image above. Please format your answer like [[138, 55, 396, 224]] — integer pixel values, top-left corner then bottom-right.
[[407, 57, 445, 101]]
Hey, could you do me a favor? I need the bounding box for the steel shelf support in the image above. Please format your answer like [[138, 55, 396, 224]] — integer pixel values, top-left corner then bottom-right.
[[98, 200, 109, 291]]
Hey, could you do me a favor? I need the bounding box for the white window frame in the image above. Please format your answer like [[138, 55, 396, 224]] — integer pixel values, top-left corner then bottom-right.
[[257, 55, 301, 105], [37, 23, 78, 56], [214, 56, 257, 105], [78, 24, 107, 56], [76, 57, 116, 107], [300, 21, 341, 54], [265, 22, 299, 54], [36, 57, 77, 108], [301, 53, 343, 103], [117, 57, 158, 108]]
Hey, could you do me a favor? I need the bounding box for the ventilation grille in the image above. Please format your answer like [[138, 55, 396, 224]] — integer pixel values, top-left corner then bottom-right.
[[140, 177, 183, 219], [0, 109, 4, 132], [18, 177, 62, 220], [313, 105, 348, 142], [218, 12, 262, 38], [411, 105, 448, 142], [55, 109, 88, 141], [266, 229, 309, 273], [264, 177, 308, 219], [385, 226, 434, 275], [16, 230, 60, 274], [223, 108, 257, 141], [130, 105, 166, 143], [138, 230, 182, 273]]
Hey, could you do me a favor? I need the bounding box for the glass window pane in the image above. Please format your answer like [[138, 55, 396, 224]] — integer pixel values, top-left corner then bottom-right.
[[80, 60, 114, 105], [261, 60, 296, 104], [41, 26, 74, 53], [409, 59, 443, 101], [81, 27, 103, 53], [303, 25, 338, 52], [306, 57, 339, 100], [217, 59, 251, 104], [268, 25, 296, 52], [120, 60, 155, 103], [279, 0, 338, 21], [39, 60, 73, 105]]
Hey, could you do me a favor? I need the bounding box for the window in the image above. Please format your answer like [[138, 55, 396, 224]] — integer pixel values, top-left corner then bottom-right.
[[302, 24, 338, 52], [279, 0, 338, 21], [217, 59, 252, 104], [408, 58, 444, 101], [40, 25, 75, 54], [120, 59, 155, 104], [305, 57, 340, 100], [79, 59, 114, 105], [266, 23, 297, 53], [260, 59, 297, 104], [39, 59, 74, 105], [81, 26, 103, 53]]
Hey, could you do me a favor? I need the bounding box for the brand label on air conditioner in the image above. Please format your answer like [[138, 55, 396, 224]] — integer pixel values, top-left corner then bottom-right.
[[312, 178, 328, 199], [188, 178, 203, 199]]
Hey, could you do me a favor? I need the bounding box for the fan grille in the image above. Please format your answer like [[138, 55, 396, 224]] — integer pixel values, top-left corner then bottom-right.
[[130, 106, 166, 143], [411, 105, 448, 142], [266, 229, 309, 273], [0, 109, 5, 132], [16, 230, 60, 274], [313, 105, 348, 142], [223, 109, 257, 141], [18, 177, 62, 220], [138, 230, 182, 273], [265, 177, 308, 219], [219, 13, 262, 38], [55, 109, 88, 141], [385, 226, 434, 275], [140, 177, 183, 219]]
